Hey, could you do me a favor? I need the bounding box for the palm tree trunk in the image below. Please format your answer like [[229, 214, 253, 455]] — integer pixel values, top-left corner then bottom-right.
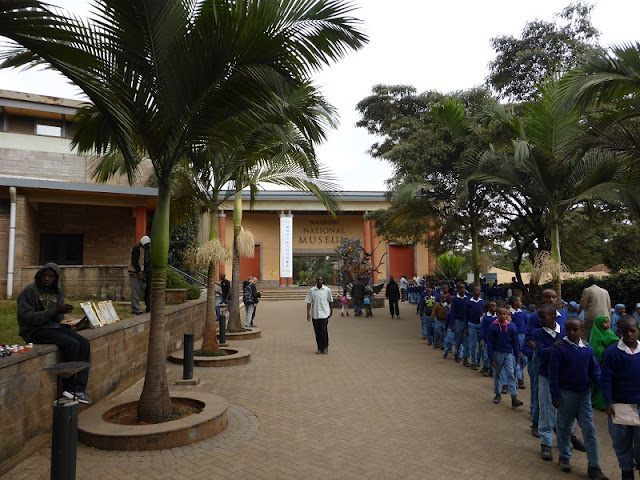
[[550, 221, 562, 302], [137, 181, 172, 422], [227, 191, 243, 332], [470, 223, 480, 287], [201, 209, 220, 352]]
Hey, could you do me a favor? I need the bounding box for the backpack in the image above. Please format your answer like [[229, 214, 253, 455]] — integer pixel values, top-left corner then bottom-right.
[[243, 284, 254, 305], [364, 297, 371, 305]]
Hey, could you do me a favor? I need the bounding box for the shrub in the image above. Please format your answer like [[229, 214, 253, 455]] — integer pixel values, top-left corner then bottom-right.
[[166, 269, 188, 289], [186, 284, 202, 300]]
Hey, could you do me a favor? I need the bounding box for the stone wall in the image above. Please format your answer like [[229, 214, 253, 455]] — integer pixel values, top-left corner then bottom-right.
[[0, 298, 206, 474]]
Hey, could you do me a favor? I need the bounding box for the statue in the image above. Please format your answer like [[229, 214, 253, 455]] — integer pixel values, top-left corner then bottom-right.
[[335, 238, 385, 294]]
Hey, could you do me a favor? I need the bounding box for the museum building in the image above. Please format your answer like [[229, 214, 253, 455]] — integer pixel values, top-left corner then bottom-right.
[[0, 89, 435, 299]]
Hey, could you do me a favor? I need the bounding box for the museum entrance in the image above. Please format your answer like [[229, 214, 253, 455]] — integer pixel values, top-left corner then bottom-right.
[[293, 254, 338, 285]]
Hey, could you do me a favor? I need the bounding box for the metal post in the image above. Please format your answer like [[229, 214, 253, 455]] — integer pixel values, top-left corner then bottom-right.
[[219, 308, 227, 345], [51, 398, 78, 480], [183, 334, 194, 380]]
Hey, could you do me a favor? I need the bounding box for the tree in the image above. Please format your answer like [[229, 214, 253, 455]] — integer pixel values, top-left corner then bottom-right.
[[603, 224, 640, 272], [435, 254, 466, 281], [487, 1, 601, 102], [0, 0, 366, 421], [467, 78, 640, 299]]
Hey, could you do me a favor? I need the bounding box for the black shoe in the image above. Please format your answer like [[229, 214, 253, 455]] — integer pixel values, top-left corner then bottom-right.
[[482, 367, 491, 377], [518, 379, 526, 389], [493, 394, 501, 404], [558, 457, 571, 473], [622, 471, 634, 480], [571, 435, 586, 452], [463, 358, 470, 368], [511, 396, 523, 408], [454, 355, 461, 363], [541, 445, 553, 461], [531, 423, 540, 438], [501, 385, 508, 395], [427, 340, 433, 345], [471, 364, 478, 370], [322, 348, 328, 354], [443, 352, 448, 359], [587, 466, 608, 480]]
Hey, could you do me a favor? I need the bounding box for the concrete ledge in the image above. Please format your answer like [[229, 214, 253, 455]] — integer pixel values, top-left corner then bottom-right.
[[169, 347, 252, 367], [219, 328, 262, 340], [78, 390, 228, 451]]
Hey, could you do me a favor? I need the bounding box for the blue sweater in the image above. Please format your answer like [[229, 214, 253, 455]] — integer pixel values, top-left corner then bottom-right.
[[465, 298, 485, 326], [533, 325, 565, 378], [601, 342, 640, 405], [487, 321, 519, 362], [510, 309, 528, 336], [448, 294, 468, 325], [549, 341, 600, 402], [479, 313, 497, 342], [525, 309, 567, 344]]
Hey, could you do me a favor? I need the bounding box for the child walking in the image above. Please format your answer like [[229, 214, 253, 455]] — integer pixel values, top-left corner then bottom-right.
[[420, 287, 436, 343], [479, 302, 497, 377], [601, 315, 640, 480], [509, 295, 528, 390], [549, 317, 608, 479], [431, 296, 449, 350], [487, 306, 523, 408], [364, 295, 373, 317], [341, 289, 349, 317]]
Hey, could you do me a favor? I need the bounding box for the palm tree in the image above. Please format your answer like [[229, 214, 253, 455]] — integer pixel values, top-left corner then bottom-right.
[[466, 78, 640, 298], [0, 0, 366, 421]]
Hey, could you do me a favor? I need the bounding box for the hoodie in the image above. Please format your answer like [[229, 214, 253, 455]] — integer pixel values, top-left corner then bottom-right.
[[17, 263, 65, 342]]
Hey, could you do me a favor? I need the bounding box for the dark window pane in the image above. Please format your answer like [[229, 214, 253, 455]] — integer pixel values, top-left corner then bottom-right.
[[39, 233, 83, 265]]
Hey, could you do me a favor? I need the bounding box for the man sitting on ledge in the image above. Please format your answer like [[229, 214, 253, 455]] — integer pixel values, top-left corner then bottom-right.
[[17, 263, 92, 404]]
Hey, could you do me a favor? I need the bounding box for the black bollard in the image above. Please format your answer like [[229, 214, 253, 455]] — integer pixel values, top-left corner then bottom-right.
[[219, 309, 227, 345], [51, 398, 78, 480], [183, 334, 194, 380]]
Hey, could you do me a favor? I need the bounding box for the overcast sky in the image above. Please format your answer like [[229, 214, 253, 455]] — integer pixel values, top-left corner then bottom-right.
[[1, 1, 639, 191]]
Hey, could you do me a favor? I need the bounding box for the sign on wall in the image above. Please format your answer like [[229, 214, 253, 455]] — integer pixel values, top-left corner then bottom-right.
[[280, 215, 293, 277]]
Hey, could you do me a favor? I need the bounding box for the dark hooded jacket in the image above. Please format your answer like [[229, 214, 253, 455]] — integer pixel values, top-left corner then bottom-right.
[[17, 263, 65, 342]]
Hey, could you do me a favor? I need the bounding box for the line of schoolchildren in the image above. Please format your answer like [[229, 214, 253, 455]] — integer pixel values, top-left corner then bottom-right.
[[416, 282, 640, 480]]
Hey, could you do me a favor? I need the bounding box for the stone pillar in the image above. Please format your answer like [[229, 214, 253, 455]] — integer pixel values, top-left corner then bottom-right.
[[218, 211, 226, 275], [370, 220, 378, 284], [363, 212, 371, 254]]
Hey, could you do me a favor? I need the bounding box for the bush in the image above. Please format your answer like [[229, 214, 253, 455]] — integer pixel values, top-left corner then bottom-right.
[[166, 269, 189, 289], [186, 284, 202, 300]]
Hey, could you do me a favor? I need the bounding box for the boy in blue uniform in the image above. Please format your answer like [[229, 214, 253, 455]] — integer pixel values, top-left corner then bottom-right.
[[447, 283, 469, 364], [601, 315, 640, 480], [418, 287, 436, 343], [479, 301, 498, 377], [487, 306, 523, 408], [465, 286, 485, 370], [549, 317, 608, 479], [509, 295, 528, 390]]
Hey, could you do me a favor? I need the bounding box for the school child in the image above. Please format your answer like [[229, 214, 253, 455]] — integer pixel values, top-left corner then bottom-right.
[[549, 317, 608, 479], [419, 287, 436, 344], [447, 283, 469, 364], [431, 296, 449, 350], [611, 304, 626, 336], [487, 306, 523, 408], [589, 315, 619, 410], [534, 303, 565, 461], [465, 286, 485, 370], [479, 302, 498, 377], [601, 315, 640, 480], [364, 295, 373, 317], [340, 289, 349, 317], [509, 295, 528, 390]]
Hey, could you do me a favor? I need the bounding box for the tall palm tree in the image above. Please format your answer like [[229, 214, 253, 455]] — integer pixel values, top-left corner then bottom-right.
[[466, 78, 640, 298], [0, 0, 366, 421]]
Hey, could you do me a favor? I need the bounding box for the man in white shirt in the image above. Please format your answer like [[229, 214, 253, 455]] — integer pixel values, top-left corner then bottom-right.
[[400, 275, 408, 303], [579, 277, 612, 341], [306, 276, 333, 354]]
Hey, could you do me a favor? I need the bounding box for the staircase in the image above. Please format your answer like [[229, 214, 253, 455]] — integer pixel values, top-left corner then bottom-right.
[[254, 285, 341, 301]]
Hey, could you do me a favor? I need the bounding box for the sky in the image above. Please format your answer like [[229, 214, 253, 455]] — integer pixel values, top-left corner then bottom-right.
[[1, 0, 640, 191]]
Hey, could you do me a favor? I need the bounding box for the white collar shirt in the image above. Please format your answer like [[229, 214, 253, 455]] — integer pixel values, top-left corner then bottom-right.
[[617, 338, 640, 355], [305, 285, 333, 319]]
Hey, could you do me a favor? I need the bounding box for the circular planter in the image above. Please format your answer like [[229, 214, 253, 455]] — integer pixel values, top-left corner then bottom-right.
[[219, 327, 261, 340], [169, 347, 251, 367], [78, 390, 228, 451]]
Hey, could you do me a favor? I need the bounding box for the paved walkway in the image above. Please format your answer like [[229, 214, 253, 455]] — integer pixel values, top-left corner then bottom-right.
[[8, 300, 621, 479]]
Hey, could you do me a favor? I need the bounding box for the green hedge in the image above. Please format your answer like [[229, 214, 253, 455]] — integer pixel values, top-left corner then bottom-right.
[[186, 284, 202, 300], [166, 269, 189, 289], [544, 269, 640, 312]]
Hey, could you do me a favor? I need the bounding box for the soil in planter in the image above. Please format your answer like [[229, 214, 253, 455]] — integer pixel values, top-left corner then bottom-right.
[[194, 349, 234, 357], [103, 398, 204, 425]]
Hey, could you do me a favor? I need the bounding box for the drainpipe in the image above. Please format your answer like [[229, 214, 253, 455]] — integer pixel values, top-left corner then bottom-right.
[[7, 186, 16, 298]]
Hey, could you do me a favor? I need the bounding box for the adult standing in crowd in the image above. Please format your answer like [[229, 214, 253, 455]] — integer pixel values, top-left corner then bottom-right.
[[579, 277, 612, 340], [17, 263, 92, 404], [400, 275, 408, 303], [128, 235, 151, 315], [351, 279, 366, 317], [305, 276, 333, 354], [243, 276, 260, 328], [215, 273, 230, 320], [386, 276, 401, 319]]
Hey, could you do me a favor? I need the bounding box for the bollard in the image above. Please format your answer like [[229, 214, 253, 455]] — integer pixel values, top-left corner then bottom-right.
[[219, 309, 227, 345], [183, 334, 194, 380], [51, 398, 78, 480]]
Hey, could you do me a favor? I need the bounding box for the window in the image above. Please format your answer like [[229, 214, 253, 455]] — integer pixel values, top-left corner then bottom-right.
[[36, 124, 63, 137], [39, 233, 83, 265]]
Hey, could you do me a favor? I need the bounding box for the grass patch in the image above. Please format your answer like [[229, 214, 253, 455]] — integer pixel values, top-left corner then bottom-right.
[[194, 349, 228, 357]]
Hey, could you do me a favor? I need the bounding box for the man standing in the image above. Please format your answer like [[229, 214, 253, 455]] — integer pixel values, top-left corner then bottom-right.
[[351, 279, 365, 317], [215, 273, 230, 320], [400, 275, 408, 303], [386, 276, 400, 319], [243, 276, 261, 327], [579, 277, 612, 340], [17, 263, 92, 404], [306, 276, 333, 354], [128, 235, 151, 315]]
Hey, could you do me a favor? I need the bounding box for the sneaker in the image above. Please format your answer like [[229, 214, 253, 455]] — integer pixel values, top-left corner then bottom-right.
[[443, 352, 448, 359], [541, 445, 553, 461], [77, 391, 92, 405], [322, 348, 328, 354], [558, 457, 571, 473], [518, 379, 526, 389], [62, 391, 75, 400], [501, 385, 508, 395], [493, 394, 501, 404], [587, 466, 608, 480], [482, 367, 491, 377], [471, 365, 478, 371], [511, 396, 523, 408], [571, 435, 586, 452], [531, 423, 540, 438]]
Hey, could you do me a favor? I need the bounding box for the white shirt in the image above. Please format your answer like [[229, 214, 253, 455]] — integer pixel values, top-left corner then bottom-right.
[[617, 338, 640, 355], [306, 285, 333, 319], [543, 323, 561, 338], [400, 278, 408, 288], [563, 336, 586, 348]]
